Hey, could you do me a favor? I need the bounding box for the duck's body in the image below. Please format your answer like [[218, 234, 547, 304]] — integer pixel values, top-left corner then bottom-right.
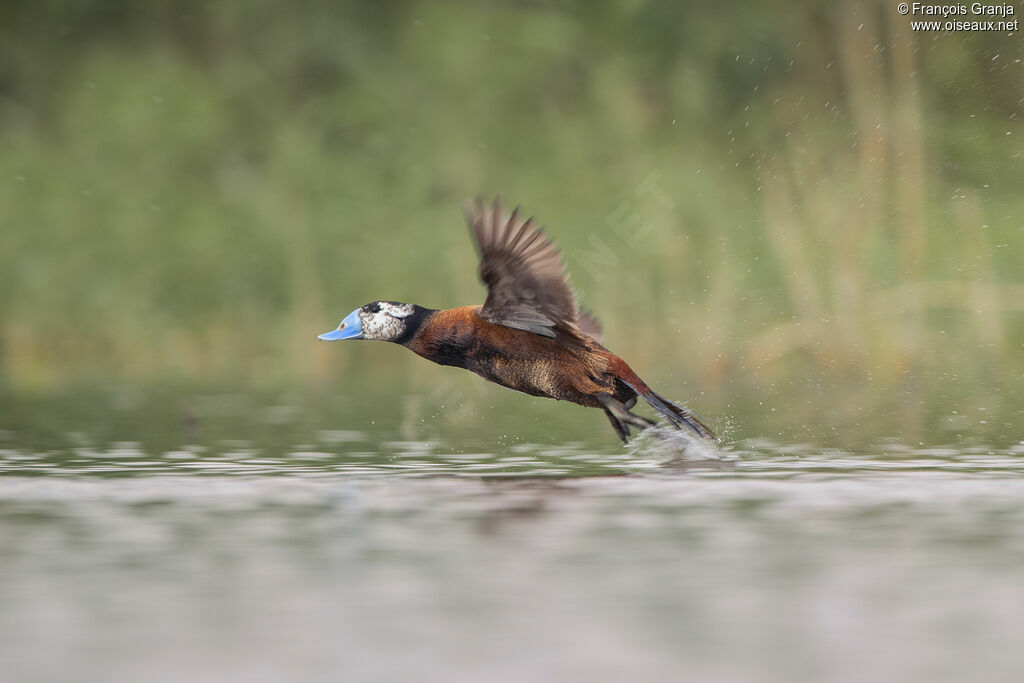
[[320, 199, 713, 443], [406, 305, 631, 407]]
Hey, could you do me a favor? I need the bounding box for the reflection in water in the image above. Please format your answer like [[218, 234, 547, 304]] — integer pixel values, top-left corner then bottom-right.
[[2, 423, 1024, 681]]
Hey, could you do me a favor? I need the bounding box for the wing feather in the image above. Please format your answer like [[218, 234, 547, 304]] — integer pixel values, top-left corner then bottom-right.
[[465, 197, 598, 342]]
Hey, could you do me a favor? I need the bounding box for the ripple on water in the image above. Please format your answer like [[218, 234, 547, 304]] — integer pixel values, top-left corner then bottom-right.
[[1, 438, 1023, 480], [2, 437, 1024, 682]]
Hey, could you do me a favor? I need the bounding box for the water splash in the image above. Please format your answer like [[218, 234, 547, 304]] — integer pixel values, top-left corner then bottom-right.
[[625, 425, 737, 468]]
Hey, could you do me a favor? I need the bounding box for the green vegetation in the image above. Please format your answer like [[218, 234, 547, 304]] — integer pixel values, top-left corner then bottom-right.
[[1, 1, 1021, 443]]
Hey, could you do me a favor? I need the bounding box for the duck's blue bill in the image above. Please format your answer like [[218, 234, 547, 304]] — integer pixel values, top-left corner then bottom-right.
[[318, 308, 363, 341]]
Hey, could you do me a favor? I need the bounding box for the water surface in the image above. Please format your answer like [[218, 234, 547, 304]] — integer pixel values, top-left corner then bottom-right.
[[1, 389, 1023, 682]]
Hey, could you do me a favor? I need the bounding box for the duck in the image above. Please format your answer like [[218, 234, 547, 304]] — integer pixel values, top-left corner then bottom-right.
[[319, 198, 714, 443]]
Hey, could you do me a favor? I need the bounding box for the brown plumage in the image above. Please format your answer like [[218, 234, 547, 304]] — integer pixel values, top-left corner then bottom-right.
[[319, 197, 713, 443]]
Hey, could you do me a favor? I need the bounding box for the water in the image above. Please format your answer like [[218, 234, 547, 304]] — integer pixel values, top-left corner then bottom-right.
[[2, 389, 1023, 682]]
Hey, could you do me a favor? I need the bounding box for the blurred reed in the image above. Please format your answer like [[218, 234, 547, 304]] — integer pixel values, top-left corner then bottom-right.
[[0, 0, 1020, 441]]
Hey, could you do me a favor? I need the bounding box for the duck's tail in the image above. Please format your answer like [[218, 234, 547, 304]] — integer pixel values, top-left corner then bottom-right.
[[621, 380, 715, 440]]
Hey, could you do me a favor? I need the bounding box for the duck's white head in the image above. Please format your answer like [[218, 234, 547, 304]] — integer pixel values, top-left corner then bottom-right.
[[318, 301, 422, 342]]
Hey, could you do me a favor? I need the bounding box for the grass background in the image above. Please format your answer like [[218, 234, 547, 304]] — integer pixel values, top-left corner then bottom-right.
[[1, 0, 1021, 444]]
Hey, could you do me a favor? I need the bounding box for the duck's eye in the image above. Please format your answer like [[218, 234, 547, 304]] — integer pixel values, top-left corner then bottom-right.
[[365, 303, 381, 314]]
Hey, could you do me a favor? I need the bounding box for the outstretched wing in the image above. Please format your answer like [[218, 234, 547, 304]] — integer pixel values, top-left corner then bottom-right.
[[466, 197, 595, 341]]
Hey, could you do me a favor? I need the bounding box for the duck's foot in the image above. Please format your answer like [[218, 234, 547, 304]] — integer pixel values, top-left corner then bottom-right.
[[598, 393, 657, 443]]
